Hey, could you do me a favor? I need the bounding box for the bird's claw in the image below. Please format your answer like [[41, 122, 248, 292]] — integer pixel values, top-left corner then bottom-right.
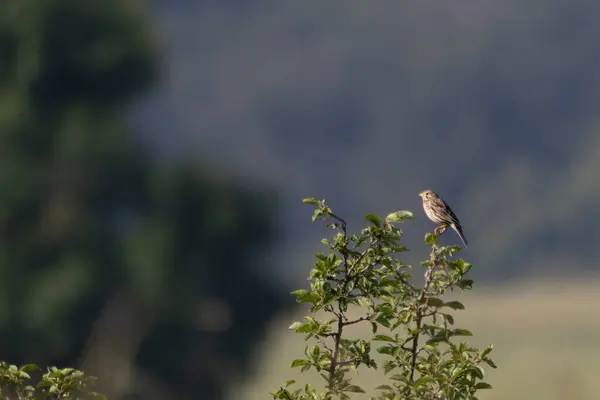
[[433, 225, 447, 236]]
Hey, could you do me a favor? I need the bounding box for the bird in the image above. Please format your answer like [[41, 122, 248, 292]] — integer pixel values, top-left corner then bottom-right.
[[418, 190, 468, 248]]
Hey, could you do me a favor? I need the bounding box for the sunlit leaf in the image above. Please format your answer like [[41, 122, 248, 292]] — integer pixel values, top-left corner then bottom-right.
[[302, 198, 319, 205], [291, 359, 310, 368], [385, 211, 415, 223]]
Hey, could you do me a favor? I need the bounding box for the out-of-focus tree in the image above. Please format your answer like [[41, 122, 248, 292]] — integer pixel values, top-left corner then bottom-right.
[[0, 1, 287, 399]]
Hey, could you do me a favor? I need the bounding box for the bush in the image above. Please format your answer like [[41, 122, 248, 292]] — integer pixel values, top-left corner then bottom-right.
[[271, 198, 496, 400], [0, 363, 104, 399]]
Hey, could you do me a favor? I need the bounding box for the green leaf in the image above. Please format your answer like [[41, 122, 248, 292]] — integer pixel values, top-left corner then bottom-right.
[[291, 359, 310, 368], [376, 346, 393, 355], [425, 232, 438, 245], [18, 370, 31, 379], [440, 313, 454, 325], [375, 384, 393, 391], [453, 328, 473, 336], [290, 289, 310, 297], [20, 364, 40, 373], [285, 380, 296, 387], [456, 259, 472, 274], [426, 297, 444, 307], [345, 385, 365, 393], [482, 345, 493, 358], [288, 322, 304, 330], [302, 198, 319, 205], [422, 344, 437, 353], [37, 379, 53, 388], [271, 388, 295, 400], [373, 335, 395, 342], [475, 382, 492, 389], [415, 375, 433, 386], [474, 366, 485, 379], [312, 209, 323, 222], [444, 301, 465, 310], [375, 314, 391, 328], [304, 383, 314, 395], [389, 374, 407, 382], [378, 304, 394, 315], [364, 214, 381, 227], [457, 279, 474, 290], [385, 210, 415, 223], [290, 289, 320, 304], [311, 345, 320, 357], [383, 360, 396, 374]]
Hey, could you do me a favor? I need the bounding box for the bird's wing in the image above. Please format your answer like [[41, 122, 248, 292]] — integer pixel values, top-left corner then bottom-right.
[[436, 197, 462, 228]]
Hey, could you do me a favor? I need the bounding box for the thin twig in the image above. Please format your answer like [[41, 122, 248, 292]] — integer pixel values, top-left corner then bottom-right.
[[342, 316, 371, 327], [329, 315, 344, 387], [328, 211, 348, 390], [409, 242, 438, 383]]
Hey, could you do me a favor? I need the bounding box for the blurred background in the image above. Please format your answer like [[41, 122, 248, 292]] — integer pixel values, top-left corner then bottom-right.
[[2, 1, 600, 399]]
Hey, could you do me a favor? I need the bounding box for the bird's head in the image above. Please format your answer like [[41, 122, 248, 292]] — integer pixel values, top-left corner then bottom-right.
[[418, 190, 438, 200]]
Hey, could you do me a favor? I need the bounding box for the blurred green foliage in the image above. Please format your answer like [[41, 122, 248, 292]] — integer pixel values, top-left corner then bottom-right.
[[0, 1, 287, 399]]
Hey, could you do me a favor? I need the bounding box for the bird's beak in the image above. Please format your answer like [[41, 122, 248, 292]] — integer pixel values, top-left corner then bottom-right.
[[418, 193, 423, 198]]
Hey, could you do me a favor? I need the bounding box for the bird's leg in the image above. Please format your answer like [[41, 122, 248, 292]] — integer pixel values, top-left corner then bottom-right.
[[433, 225, 447, 236]]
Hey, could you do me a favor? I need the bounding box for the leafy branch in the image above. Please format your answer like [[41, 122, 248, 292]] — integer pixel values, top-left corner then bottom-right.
[[0, 362, 105, 400], [271, 198, 496, 400]]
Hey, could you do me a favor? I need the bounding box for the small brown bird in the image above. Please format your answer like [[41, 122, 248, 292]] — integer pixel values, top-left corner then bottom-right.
[[419, 190, 468, 247]]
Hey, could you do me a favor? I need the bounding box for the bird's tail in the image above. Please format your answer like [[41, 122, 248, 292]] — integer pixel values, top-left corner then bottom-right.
[[451, 224, 468, 248]]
